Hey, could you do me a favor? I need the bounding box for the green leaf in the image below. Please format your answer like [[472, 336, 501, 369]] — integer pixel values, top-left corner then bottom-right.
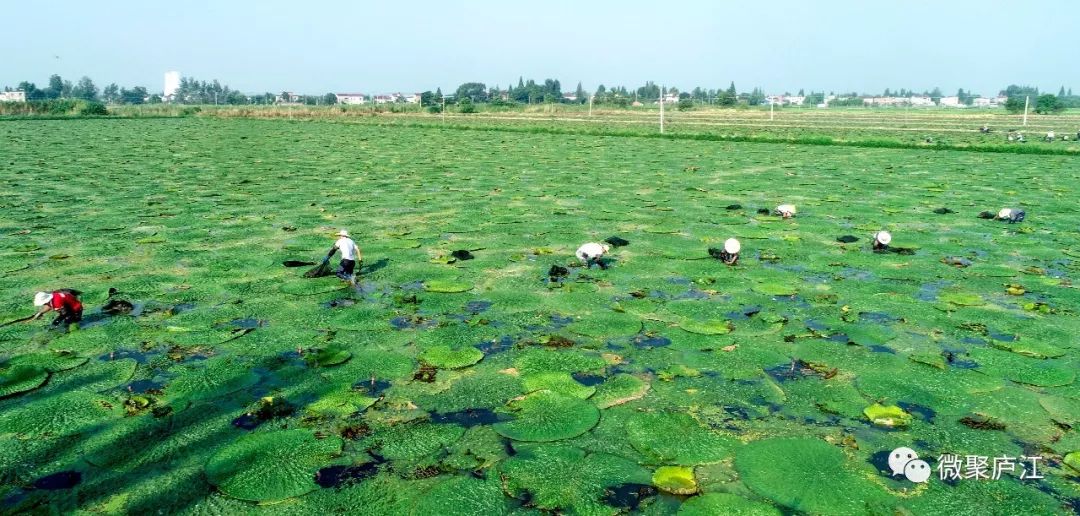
[[205, 429, 342, 503], [420, 345, 484, 369], [494, 390, 599, 442], [500, 444, 650, 513], [626, 412, 736, 465]]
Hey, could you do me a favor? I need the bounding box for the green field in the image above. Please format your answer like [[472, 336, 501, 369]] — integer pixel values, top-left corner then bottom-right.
[[1, 117, 1079, 514]]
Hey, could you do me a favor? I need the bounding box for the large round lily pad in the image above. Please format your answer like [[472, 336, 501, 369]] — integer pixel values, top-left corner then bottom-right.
[[626, 412, 736, 465], [0, 391, 120, 437], [205, 429, 342, 503], [167, 358, 260, 402], [494, 390, 600, 442], [420, 345, 484, 369], [679, 493, 781, 516], [969, 347, 1075, 387], [376, 422, 466, 461], [523, 372, 595, 399], [424, 280, 473, 293], [500, 444, 650, 513], [411, 475, 511, 515], [592, 374, 649, 409], [735, 438, 891, 514], [0, 364, 48, 398]]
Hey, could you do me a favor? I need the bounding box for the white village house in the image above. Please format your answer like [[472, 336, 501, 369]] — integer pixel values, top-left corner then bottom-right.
[[938, 96, 963, 107], [0, 91, 26, 102], [335, 93, 367, 105]]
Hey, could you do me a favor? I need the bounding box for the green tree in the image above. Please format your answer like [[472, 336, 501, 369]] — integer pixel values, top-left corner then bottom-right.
[[148, 94, 162, 104], [119, 86, 148, 104], [71, 76, 98, 101], [574, 82, 586, 104], [1003, 96, 1026, 114], [929, 87, 943, 104], [102, 83, 120, 103], [45, 74, 64, 99], [454, 82, 487, 102], [458, 97, 476, 113], [18, 81, 44, 100], [322, 93, 337, 105], [1035, 94, 1064, 114]]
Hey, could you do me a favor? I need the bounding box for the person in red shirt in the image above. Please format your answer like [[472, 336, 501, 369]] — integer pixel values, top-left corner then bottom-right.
[[32, 289, 83, 328]]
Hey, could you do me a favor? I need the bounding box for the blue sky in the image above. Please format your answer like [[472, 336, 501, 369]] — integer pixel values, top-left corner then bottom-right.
[[4, 0, 1077, 96]]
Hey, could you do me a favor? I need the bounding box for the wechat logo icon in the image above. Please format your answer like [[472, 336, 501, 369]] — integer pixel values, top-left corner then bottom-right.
[[890, 447, 931, 483]]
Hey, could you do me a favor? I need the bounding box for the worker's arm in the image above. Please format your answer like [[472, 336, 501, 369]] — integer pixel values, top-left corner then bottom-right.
[[325, 245, 338, 261], [31, 305, 52, 320]]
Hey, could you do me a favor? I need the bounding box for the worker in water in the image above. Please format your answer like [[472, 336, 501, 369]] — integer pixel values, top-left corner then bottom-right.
[[576, 242, 610, 269], [980, 124, 990, 133], [872, 231, 892, 252], [719, 238, 741, 265], [1046, 131, 1055, 142], [997, 208, 1026, 223], [326, 229, 361, 285], [775, 204, 797, 219], [32, 289, 83, 328]]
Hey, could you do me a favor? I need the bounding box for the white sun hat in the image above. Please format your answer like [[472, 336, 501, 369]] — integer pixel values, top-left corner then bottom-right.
[[874, 231, 892, 245], [34, 291, 50, 306], [724, 238, 741, 254], [777, 204, 796, 215], [997, 208, 1012, 220], [601, 244, 611, 253], [338, 229, 350, 237]]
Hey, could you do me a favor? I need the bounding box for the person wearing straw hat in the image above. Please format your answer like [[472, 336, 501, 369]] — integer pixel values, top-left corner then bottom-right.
[[32, 289, 83, 328], [997, 208, 1026, 223], [775, 204, 797, 219], [872, 231, 892, 252], [576, 242, 610, 270], [718, 238, 741, 265], [325, 230, 361, 285]]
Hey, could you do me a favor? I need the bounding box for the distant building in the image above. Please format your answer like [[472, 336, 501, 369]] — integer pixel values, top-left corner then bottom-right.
[[405, 93, 421, 104], [785, 96, 805, 106], [939, 96, 963, 107], [335, 93, 367, 105], [164, 71, 181, 101], [562, 93, 578, 103], [275, 92, 303, 104], [909, 96, 935, 107], [0, 90, 26, 102]]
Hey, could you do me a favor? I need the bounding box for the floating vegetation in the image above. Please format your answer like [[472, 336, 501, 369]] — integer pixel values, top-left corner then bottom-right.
[[2, 118, 1078, 512]]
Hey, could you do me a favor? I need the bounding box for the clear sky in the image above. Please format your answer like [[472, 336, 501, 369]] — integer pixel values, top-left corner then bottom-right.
[[4, 0, 1077, 96]]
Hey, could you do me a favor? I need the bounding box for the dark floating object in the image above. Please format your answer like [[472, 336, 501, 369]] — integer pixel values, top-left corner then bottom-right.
[[836, 235, 859, 243], [304, 261, 333, 278], [725, 204, 743, 210], [315, 463, 380, 488], [548, 264, 569, 278], [604, 236, 630, 247], [942, 256, 972, 268], [959, 414, 1006, 431], [757, 208, 771, 215], [602, 483, 658, 511], [413, 364, 437, 383], [101, 299, 134, 315], [707, 247, 724, 259], [431, 408, 508, 428], [541, 335, 575, 348], [283, 260, 315, 267], [450, 249, 475, 261], [933, 207, 956, 214], [232, 398, 296, 430], [977, 211, 995, 219], [33, 471, 82, 490]]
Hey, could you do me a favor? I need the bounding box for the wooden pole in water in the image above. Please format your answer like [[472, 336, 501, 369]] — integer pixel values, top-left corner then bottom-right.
[[659, 85, 665, 134], [1023, 95, 1029, 126]]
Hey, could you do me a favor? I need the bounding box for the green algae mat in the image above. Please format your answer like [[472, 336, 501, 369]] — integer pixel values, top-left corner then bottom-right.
[[1, 118, 1078, 514]]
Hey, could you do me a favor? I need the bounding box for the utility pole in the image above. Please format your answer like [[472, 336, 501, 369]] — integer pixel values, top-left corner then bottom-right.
[[588, 95, 593, 117], [659, 85, 665, 134], [442, 96, 446, 124], [1022, 95, 1029, 126], [770, 98, 774, 121]]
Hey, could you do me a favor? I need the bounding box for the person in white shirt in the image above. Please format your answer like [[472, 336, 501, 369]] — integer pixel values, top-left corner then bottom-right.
[[872, 231, 892, 252], [775, 204, 797, 219], [718, 238, 741, 265], [326, 230, 361, 285], [575, 242, 610, 269], [1046, 131, 1056, 142], [997, 208, 1025, 223]]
